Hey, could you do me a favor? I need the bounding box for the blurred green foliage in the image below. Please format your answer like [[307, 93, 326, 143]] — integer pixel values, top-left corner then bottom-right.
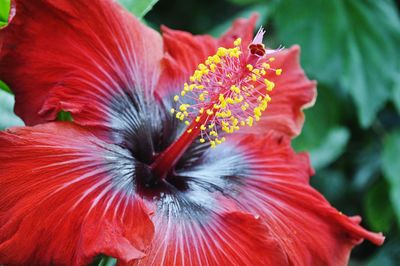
[[0, 89, 23, 130], [0, 0, 10, 27], [118, 0, 158, 18], [275, 0, 400, 128], [0, 0, 400, 264]]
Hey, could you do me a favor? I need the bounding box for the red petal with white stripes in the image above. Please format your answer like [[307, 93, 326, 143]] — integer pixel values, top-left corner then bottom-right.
[[0, 0, 162, 132], [0, 123, 154, 265]]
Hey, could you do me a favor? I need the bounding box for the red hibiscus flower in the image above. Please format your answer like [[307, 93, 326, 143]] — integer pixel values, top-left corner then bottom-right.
[[0, 1, 384, 265]]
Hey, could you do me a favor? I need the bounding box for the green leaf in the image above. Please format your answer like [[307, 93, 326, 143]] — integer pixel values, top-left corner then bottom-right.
[[97, 256, 117, 266], [0, 0, 10, 26], [274, 0, 400, 127], [118, 0, 159, 18], [352, 143, 381, 191], [56, 110, 73, 122], [293, 86, 350, 170], [311, 169, 347, 203], [309, 127, 350, 170], [366, 240, 400, 266], [393, 69, 400, 114], [0, 80, 12, 94], [0, 89, 24, 130], [226, 0, 279, 7], [382, 130, 400, 227], [208, 3, 276, 38], [364, 179, 394, 233]]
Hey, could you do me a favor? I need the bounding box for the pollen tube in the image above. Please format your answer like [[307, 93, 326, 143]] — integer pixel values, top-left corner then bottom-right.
[[151, 29, 281, 180]]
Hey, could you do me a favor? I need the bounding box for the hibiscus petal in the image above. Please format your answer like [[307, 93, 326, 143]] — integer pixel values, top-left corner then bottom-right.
[[157, 15, 316, 137], [156, 27, 218, 98], [0, 0, 162, 128], [218, 14, 259, 48], [234, 133, 384, 265], [128, 205, 286, 265], [0, 123, 154, 265], [244, 46, 317, 137]]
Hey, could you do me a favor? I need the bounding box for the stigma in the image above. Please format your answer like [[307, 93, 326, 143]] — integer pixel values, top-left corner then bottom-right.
[[171, 27, 282, 148]]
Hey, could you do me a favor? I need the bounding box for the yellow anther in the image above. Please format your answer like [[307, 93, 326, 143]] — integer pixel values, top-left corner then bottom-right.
[[198, 63, 207, 70], [210, 141, 216, 148], [173, 38, 278, 149], [269, 57, 275, 62], [233, 38, 242, 46], [234, 95, 243, 103], [232, 119, 239, 126], [230, 85, 240, 94], [262, 62, 270, 69], [179, 104, 187, 111], [210, 64, 217, 72], [247, 116, 254, 127], [264, 79, 275, 91], [217, 47, 227, 57], [254, 107, 262, 117], [183, 83, 189, 91], [212, 55, 221, 64], [226, 97, 235, 104], [229, 47, 241, 58]]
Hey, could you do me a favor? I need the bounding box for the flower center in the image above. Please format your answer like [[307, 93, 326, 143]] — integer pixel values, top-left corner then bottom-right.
[[151, 28, 282, 180]]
